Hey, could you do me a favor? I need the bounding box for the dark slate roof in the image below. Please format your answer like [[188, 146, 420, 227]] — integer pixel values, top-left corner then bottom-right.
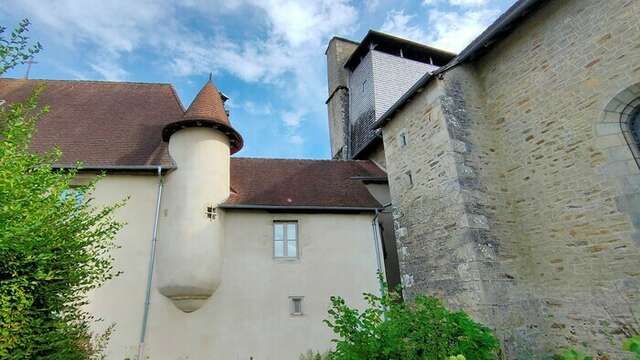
[[0, 78, 183, 167], [343, 30, 456, 71], [223, 158, 386, 210], [0, 78, 385, 210]]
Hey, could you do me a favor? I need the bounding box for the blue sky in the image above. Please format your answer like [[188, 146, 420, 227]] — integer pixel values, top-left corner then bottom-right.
[[1, 0, 516, 159]]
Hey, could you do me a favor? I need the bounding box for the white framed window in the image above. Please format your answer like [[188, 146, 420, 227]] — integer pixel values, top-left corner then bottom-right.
[[289, 296, 304, 316], [274, 221, 298, 258]]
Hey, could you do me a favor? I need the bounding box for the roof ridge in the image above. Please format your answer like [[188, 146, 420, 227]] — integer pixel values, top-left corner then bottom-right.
[[232, 156, 375, 163], [0, 77, 174, 86]]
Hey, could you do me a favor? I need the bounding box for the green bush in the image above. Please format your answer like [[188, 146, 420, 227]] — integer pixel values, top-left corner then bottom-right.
[[324, 282, 499, 360], [0, 20, 125, 359]]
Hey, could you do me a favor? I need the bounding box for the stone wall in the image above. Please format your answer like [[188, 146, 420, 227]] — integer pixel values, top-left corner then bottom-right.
[[381, 0, 640, 357], [326, 38, 357, 159]]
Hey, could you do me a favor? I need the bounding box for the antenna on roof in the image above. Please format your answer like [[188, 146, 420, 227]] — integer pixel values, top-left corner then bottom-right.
[[208, 72, 212, 82]]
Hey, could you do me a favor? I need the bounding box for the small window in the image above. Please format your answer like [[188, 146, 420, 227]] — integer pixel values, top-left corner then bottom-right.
[[274, 221, 298, 258], [405, 171, 413, 187], [362, 79, 367, 93], [290, 296, 304, 315], [399, 130, 408, 147], [205, 206, 217, 220], [60, 187, 85, 206]]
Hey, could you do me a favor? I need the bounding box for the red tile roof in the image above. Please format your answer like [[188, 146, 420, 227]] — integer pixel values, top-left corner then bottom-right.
[[0, 78, 386, 210], [224, 158, 385, 209], [0, 78, 183, 167], [162, 80, 243, 154]]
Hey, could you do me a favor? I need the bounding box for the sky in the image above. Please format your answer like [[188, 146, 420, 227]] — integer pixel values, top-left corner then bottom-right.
[[1, 0, 517, 159]]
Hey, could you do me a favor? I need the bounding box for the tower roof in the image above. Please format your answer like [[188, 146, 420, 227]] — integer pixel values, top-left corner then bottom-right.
[[162, 79, 243, 154]]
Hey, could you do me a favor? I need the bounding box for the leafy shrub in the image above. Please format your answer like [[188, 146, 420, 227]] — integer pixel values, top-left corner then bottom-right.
[[0, 21, 125, 359], [623, 336, 640, 359], [324, 282, 499, 360], [299, 350, 331, 360]]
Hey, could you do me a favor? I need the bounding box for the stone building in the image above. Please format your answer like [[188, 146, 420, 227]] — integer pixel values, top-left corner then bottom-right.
[[0, 78, 392, 359], [326, 0, 640, 357]]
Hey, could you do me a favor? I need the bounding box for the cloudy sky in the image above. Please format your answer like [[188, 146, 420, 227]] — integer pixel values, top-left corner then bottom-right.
[[1, 0, 516, 159]]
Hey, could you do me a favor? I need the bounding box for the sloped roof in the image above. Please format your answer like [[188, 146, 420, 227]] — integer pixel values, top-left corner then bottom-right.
[[224, 158, 385, 210], [162, 79, 243, 154], [0, 78, 385, 210], [0, 78, 183, 166]]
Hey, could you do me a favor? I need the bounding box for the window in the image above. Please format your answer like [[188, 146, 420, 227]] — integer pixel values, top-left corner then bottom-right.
[[274, 221, 298, 258], [60, 187, 85, 206], [290, 296, 303, 315], [405, 171, 413, 187], [399, 130, 408, 147], [362, 79, 367, 93], [205, 205, 217, 220], [632, 110, 640, 149]]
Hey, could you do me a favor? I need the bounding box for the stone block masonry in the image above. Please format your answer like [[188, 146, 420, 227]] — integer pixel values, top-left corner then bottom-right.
[[381, 0, 640, 357]]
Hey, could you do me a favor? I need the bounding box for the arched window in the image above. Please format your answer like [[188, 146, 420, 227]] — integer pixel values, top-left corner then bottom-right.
[[631, 109, 640, 150]]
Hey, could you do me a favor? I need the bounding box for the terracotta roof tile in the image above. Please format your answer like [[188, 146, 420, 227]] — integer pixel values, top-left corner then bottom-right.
[[161, 80, 243, 154], [0, 78, 386, 209], [224, 158, 385, 209], [0, 78, 183, 167]]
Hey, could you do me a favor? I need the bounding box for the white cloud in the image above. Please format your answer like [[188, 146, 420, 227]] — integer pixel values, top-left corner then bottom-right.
[[288, 134, 304, 145], [427, 9, 499, 52], [381, 10, 428, 44], [422, 0, 488, 7], [381, 5, 499, 53], [282, 110, 304, 128], [449, 0, 488, 6], [89, 58, 129, 81]]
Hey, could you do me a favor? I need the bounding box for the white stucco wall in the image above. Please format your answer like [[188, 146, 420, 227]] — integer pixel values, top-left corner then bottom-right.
[[85, 175, 381, 360]]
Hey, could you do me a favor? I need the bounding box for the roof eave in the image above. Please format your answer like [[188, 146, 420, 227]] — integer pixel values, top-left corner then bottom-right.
[[219, 204, 381, 212]]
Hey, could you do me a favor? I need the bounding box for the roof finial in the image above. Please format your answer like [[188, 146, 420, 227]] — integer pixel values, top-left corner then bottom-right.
[[208, 72, 212, 82]]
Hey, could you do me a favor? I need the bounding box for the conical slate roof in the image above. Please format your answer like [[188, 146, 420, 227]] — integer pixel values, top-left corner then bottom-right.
[[162, 79, 243, 154]]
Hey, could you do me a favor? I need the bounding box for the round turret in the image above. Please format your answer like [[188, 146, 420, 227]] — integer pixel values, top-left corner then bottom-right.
[[156, 78, 242, 312]]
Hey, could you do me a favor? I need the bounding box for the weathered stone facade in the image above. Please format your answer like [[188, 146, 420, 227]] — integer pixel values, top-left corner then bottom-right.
[[380, 0, 640, 357]]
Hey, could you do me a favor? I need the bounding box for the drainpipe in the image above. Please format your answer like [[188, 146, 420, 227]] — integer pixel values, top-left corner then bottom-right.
[[137, 166, 164, 360], [372, 205, 389, 297]]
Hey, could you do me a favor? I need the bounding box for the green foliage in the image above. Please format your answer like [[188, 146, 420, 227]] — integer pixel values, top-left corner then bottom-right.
[[623, 336, 640, 359], [300, 350, 331, 360], [324, 281, 499, 360], [0, 22, 125, 358], [0, 19, 42, 75], [553, 349, 593, 360]]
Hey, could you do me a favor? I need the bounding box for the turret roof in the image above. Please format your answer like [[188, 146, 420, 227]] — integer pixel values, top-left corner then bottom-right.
[[161, 79, 243, 154]]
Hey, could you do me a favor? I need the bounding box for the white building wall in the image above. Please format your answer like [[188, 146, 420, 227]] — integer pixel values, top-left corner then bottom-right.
[[371, 50, 437, 119], [85, 175, 381, 360]]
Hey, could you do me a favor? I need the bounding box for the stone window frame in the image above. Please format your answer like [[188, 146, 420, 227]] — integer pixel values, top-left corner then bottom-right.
[[599, 83, 640, 171], [597, 83, 640, 241]]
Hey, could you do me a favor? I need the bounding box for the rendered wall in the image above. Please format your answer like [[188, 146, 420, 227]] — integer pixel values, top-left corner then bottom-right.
[[85, 177, 381, 360], [381, 0, 640, 357]]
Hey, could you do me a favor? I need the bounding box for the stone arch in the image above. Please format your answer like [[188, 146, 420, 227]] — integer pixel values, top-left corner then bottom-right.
[[596, 83, 640, 242], [599, 83, 640, 169]]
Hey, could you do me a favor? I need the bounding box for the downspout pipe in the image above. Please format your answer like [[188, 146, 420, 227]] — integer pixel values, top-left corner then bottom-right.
[[372, 202, 392, 297], [137, 166, 164, 360]]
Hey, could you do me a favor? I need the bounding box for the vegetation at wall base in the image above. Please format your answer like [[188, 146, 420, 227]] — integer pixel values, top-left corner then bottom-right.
[[0, 20, 125, 359], [323, 278, 500, 360]]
